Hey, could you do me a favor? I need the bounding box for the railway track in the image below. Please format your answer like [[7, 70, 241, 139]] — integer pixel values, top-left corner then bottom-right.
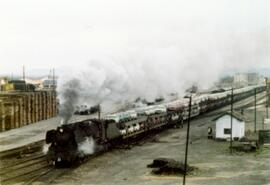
[[0, 153, 69, 185], [0, 152, 52, 184]]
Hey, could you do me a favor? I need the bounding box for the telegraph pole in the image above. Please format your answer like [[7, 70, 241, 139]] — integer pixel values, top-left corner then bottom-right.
[[266, 78, 269, 119], [52, 68, 55, 90], [23, 65, 25, 81], [254, 88, 257, 133], [230, 87, 234, 154], [262, 118, 264, 130], [183, 96, 192, 185], [23, 65, 26, 91]]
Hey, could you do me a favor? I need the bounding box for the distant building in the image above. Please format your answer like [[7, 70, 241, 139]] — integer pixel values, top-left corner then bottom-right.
[[233, 73, 264, 88], [213, 111, 247, 140], [233, 73, 248, 88], [1, 80, 35, 92], [42, 79, 56, 89], [0, 77, 8, 91], [40, 76, 57, 89], [24, 78, 43, 88], [1, 74, 57, 91], [23, 77, 57, 90], [247, 73, 259, 85], [0, 77, 8, 85]]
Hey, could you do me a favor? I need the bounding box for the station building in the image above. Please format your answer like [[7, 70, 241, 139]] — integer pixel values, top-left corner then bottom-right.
[[213, 111, 247, 140]]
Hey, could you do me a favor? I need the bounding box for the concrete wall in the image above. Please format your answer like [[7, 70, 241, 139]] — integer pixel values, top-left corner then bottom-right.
[[0, 90, 57, 132], [215, 115, 245, 139]]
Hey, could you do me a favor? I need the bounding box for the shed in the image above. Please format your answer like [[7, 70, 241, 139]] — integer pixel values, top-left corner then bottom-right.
[[213, 111, 247, 140]]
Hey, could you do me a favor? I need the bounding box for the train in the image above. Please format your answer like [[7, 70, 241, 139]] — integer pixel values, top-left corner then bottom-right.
[[45, 85, 266, 166]]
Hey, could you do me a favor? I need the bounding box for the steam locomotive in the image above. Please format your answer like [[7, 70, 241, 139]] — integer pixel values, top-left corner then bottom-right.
[[45, 85, 265, 165]]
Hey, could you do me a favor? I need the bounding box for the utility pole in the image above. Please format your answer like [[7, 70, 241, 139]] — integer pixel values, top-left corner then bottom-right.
[[23, 65, 25, 81], [183, 96, 192, 185], [254, 88, 257, 133], [230, 87, 234, 154], [266, 78, 269, 119], [262, 118, 264, 130], [52, 68, 55, 90], [23, 65, 26, 91]]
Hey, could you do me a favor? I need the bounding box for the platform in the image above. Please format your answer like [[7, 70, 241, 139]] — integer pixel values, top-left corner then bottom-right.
[[0, 115, 98, 153]]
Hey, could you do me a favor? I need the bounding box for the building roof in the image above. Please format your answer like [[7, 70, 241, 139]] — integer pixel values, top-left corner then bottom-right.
[[213, 111, 248, 122]]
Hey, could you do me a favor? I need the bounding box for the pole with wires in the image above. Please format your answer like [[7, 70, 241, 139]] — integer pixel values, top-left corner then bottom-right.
[[52, 68, 55, 90], [230, 87, 234, 154], [183, 95, 192, 185], [255, 88, 257, 133], [266, 78, 269, 119], [23, 65, 26, 91]]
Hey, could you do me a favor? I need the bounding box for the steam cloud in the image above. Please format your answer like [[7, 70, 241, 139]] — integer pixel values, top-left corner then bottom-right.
[[58, 30, 269, 113], [78, 137, 95, 157], [42, 144, 50, 154], [59, 79, 81, 124], [56, 1, 269, 115]]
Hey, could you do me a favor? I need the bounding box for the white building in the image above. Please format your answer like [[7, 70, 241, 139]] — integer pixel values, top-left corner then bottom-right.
[[213, 111, 246, 140], [233, 73, 248, 88], [0, 77, 8, 85], [233, 73, 264, 88]]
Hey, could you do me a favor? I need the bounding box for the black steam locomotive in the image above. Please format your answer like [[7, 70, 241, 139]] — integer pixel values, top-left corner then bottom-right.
[[45, 85, 266, 166], [46, 119, 114, 165]]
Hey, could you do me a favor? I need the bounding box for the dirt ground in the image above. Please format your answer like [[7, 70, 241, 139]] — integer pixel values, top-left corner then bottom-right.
[[44, 104, 270, 185]]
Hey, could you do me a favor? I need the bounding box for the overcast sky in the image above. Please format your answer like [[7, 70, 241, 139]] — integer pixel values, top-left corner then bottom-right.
[[0, 0, 269, 77]]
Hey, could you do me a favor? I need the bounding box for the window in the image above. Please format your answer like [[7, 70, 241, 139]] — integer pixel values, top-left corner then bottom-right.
[[224, 128, 231, 134]]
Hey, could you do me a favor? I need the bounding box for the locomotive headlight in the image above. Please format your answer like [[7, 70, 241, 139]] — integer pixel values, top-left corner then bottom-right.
[[59, 128, 63, 133], [57, 157, 62, 162]]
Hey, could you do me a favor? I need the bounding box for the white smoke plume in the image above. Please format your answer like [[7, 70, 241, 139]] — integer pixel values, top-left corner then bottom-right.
[[58, 30, 270, 112], [55, 0, 270, 113], [42, 144, 50, 154], [77, 137, 95, 157]]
